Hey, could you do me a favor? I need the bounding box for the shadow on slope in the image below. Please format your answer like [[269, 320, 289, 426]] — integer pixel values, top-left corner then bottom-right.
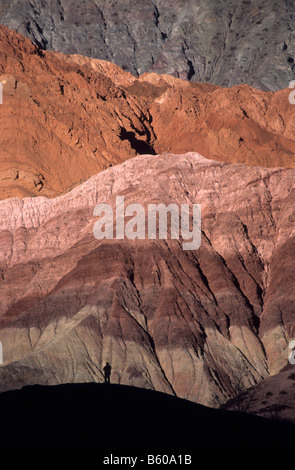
[[0, 383, 294, 450]]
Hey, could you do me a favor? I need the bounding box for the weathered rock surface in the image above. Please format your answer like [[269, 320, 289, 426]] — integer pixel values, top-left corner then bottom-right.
[[0, 0, 294, 91], [1, 25, 295, 200], [0, 152, 294, 409]]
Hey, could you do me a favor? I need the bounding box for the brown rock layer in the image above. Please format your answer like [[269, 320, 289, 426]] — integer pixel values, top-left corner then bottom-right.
[[0, 25, 295, 199], [0, 152, 294, 408]]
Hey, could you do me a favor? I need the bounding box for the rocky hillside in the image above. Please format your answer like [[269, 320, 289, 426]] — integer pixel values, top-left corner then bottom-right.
[[0, 152, 294, 414], [223, 367, 295, 423], [0, 0, 294, 90], [0, 25, 295, 200]]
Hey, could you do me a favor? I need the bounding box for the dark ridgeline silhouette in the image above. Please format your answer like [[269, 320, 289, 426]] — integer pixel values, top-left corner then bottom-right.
[[0, 383, 294, 450], [103, 362, 112, 384]]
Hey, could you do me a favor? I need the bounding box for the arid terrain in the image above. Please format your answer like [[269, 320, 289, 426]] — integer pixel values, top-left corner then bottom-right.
[[0, 14, 295, 432], [0, 25, 295, 200], [0, 0, 294, 91], [0, 152, 294, 420]]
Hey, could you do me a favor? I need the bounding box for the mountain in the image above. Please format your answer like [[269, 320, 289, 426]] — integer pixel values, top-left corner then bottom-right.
[[0, 152, 294, 419], [0, 24, 295, 200], [0, 0, 294, 91], [0, 383, 294, 450]]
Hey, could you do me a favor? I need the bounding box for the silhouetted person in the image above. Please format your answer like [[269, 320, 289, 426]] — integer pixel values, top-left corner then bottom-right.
[[103, 362, 112, 384]]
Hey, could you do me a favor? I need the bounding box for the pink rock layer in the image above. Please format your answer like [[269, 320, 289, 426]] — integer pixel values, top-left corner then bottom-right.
[[0, 152, 294, 408]]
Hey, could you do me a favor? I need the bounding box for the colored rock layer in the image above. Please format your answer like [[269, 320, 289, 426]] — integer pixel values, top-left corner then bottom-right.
[[0, 0, 294, 91], [0, 152, 294, 412], [0, 25, 295, 200]]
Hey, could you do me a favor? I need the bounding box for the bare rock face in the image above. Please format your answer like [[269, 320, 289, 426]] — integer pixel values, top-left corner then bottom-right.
[[0, 152, 294, 409], [0, 25, 156, 199], [0, 0, 294, 91], [0, 25, 295, 200]]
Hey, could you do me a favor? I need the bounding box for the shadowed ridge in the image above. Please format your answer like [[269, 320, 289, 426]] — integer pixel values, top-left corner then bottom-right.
[[0, 383, 294, 449]]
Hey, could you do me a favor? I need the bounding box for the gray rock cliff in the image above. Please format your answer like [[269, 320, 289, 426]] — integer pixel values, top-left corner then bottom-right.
[[0, 0, 294, 90]]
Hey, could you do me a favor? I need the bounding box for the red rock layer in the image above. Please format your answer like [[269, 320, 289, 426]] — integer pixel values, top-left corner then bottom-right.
[[0, 25, 295, 199]]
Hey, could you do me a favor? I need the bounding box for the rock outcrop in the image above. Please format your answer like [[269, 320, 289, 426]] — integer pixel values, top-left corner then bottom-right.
[[0, 25, 295, 200], [0, 0, 294, 91], [0, 152, 294, 410]]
